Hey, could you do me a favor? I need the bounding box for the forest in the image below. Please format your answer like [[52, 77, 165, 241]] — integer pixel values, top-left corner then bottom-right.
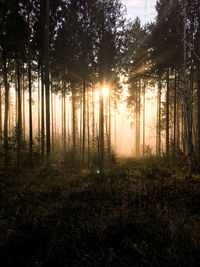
[[0, 0, 200, 266]]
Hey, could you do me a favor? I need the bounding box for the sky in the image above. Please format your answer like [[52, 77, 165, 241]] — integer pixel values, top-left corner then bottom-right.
[[122, 0, 157, 25]]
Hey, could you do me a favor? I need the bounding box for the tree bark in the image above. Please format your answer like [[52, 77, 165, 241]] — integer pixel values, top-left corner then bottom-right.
[[0, 83, 2, 140], [38, 66, 40, 135], [41, 66, 45, 156], [156, 80, 161, 156], [87, 87, 90, 167], [108, 87, 111, 161], [197, 6, 200, 162], [51, 90, 54, 151], [3, 55, 9, 146], [143, 84, 146, 156], [136, 80, 140, 157], [44, 0, 50, 154], [183, 0, 192, 176], [28, 55, 32, 152], [173, 70, 177, 156], [82, 78, 86, 165], [63, 89, 66, 152], [99, 85, 104, 173], [166, 68, 170, 158], [72, 87, 76, 155], [22, 66, 25, 139]]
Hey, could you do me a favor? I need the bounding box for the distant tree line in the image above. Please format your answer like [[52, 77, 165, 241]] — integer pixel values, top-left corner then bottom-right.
[[125, 0, 200, 174], [0, 0, 125, 173]]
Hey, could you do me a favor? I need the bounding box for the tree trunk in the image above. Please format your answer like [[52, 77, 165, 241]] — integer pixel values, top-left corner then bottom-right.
[[108, 87, 111, 161], [92, 86, 95, 158], [183, 0, 192, 176], [80, 86, 82, 159], [16, 59, 22, 170], [38, 66, 40, 135], [62, 90, 64, 145], [17, 60, 22, 129], [63, 89, 66, 152], [99, 85, 104, 173], [87, 88, 90, 167], [22, 66, 25, 139], [166, 68, 170, 158], [54, 94, 57, 144], [197, 8, 200, 162], [3, 55, 9, 147], [143, 84, 146, 156], [72, 87, 76, 155], [173, 70, 177, 156], [115, 100, 117, 151], [0, 83, 2, 140], [28, 56, 32, 152], [156, 80, 161, 156], [15, 74, 18, 125], [136, 80, 140, 157], [82, 78, 86, 165], [44, 0, 50, 154], [51, 90, 54, 152], [41, 66, 45, 156]]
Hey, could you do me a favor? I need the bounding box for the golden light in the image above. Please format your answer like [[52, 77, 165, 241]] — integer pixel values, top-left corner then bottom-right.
[[95, 91, 99, 102], [102, 87, 109, 98]]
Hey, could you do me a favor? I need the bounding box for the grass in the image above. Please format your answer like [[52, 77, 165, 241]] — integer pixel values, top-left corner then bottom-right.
[[0, 156, 200, 266]]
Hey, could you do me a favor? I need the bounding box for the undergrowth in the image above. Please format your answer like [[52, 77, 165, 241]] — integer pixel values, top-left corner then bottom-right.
[[0, 156, 200, 266]]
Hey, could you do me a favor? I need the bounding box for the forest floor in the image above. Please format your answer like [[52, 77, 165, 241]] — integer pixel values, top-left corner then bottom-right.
[[1, 156, 200, 267]]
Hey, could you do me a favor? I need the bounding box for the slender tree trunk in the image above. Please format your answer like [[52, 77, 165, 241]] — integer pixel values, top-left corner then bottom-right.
[[28, 55, 32, 152], [136, 80, 140, 157], [27, 6, 32, 153], [67, 100, 70, 150], [16, 59, 22, 170], [62, 90, 64, 145], [38, 66, 40, 135], [156, 80, 161, 156], [82, 78, 86, 165], [115, 100, 117, 151], [166, 68, 170, 158], [176, 71, 180, 151], [80, 86, 82, 159], [92, 86, 95, 158], [197, 9, 200, 161], [190, 62, 194, 150], [41, 66, 45, 156], [17, 60, 22, 129], [173, 70, 177, 156], [143, 84, 146, 156], [15, 74, 18, 125], [183, 0, 192, 176], [99, 84, 104, 173], [51, 90, 54, 151], [87, 88, 90, 167], [105, 95, 108, 153], [44, 0, 50, 154], [22, 66, 25, 139], [63, 89, 66, 152], [72, 87, 76, 155], [108, 87, 111, 161], [0, 84, 2, 140], [54, 94, 57, 144], [3, 55, 9, 147]]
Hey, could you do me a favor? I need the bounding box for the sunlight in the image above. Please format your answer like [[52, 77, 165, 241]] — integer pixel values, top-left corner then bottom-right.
[[95, 90, 99, 102], [102, 87, 109, 98]]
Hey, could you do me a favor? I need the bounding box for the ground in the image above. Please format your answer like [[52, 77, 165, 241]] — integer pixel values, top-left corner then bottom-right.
[[1, 157, 200, 266]]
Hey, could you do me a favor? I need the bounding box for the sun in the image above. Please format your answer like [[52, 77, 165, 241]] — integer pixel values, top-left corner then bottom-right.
[[102, 87, 109, 98]]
